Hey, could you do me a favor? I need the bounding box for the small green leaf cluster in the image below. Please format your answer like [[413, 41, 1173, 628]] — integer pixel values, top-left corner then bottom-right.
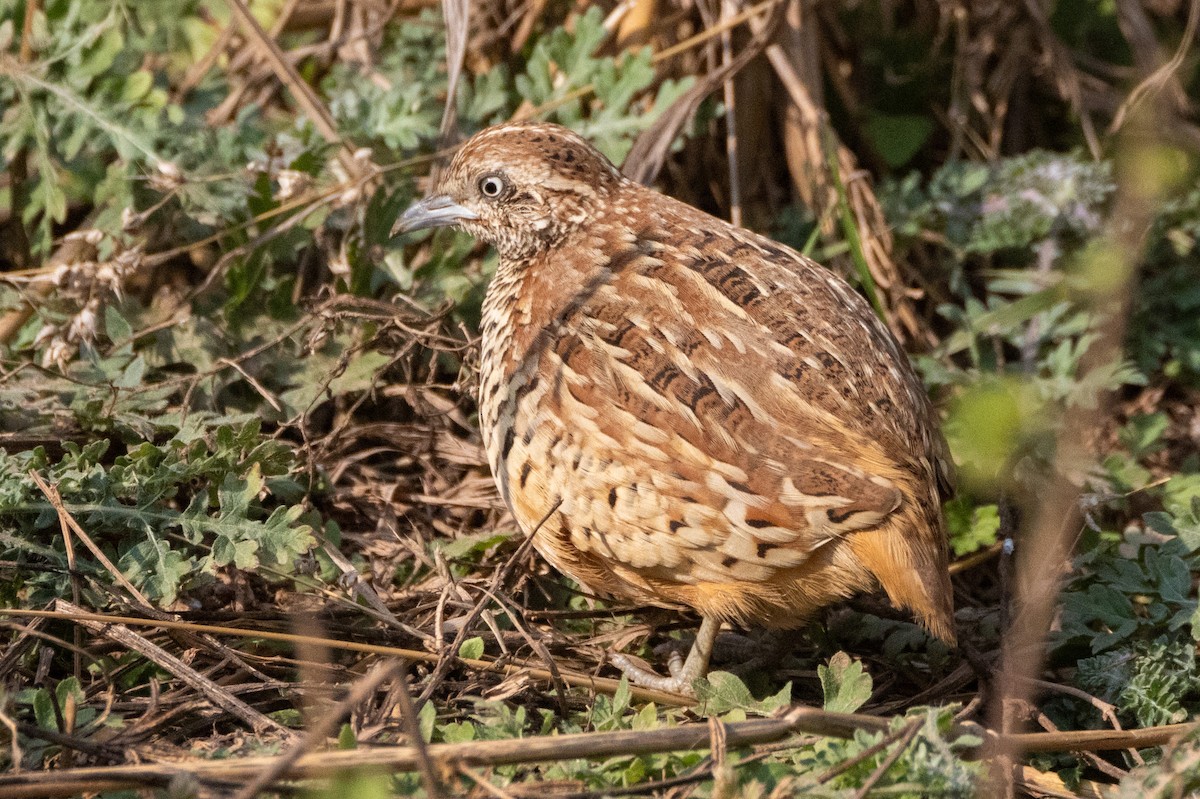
[[887, 149, 1200, 490], [884, 151, 1175, 555], [1057, 533, 1195, 654], [775, 709, 982, 798], [11, 676, 106, 767], [514, 8, 693, 164], [321, 7, 694, 315], [1077, 639, 1197, 728], [944, 496, 1001, 556], [896, 153, 1134, 408], [1050, 474, 1200, 733], [884, 152, 1113, 255], [0, 1, 177, 252], [324, 11, 450, 151], [0, 418, 317, 607], [1129, 185, 1200, 385]]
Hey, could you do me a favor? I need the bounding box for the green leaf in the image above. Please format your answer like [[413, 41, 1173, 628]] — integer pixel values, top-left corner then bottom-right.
[[217, 466, 260, 520], [1060, 584, 1139, 653], [337, 723, 357, 749], [946, 499, 1001, 556], [212, 534, 259, 569], [257, 505, 316, 567], [268, 708, 303, 726], [1164, 474, 1200, 518], [1144, 511, 1177, 537], [819, 652, 873, 713], [417, 698, 436, 743], [326, 350, 391, 398], [694, 671, 755, 714], [1119, 412, 1169, 457], [104, 305, 132, 342], [13, 67, 163, 163], [114, 354, 146, 388], [441, 721, 476, 743], [1117, 640, 1198, 727], [118, 534, 193, 605], [438, 530, 515, 562], [631, 701, 658, 730], [945, 377, 1046, 489], [32, 688, 55, 729], [458, 636, 485, 660], [1076, 650, 1131, 703], [122, 70, 153, 102], [865, 113, 933, 168], [694, 671, 791, 717], [77, 24, 123, 80]]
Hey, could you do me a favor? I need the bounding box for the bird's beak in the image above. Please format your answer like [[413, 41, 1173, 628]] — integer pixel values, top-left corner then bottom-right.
[[392, 194, 478, 236]]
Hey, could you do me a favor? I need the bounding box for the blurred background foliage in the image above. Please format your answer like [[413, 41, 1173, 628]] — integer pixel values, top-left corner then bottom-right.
[[2, 0, 1200, 795]]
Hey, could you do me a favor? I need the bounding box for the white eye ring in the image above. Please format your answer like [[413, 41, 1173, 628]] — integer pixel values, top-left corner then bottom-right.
[[479, 175, 505, 198]]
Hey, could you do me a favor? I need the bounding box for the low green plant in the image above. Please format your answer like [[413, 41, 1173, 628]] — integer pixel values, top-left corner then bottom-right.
[[0, 418, 318, 606]]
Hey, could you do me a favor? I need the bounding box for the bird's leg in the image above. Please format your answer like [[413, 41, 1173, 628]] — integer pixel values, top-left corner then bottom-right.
[[609, 616, 720, 697]]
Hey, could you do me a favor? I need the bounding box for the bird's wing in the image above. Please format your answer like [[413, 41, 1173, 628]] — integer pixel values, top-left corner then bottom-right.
[[653, 207, 954, 502], [540, 228, 927, 572]]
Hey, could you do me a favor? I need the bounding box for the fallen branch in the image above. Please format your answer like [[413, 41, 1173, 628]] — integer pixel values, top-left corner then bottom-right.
[[0, 706, 887, 796], [4, 703, 1190, 799]]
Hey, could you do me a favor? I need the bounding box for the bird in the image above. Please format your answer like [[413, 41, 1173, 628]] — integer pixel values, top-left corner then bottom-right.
[[394, 122, 956, 696]]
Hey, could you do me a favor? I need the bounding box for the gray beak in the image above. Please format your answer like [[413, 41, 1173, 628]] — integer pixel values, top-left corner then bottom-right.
[[392, 194, 478, 236]]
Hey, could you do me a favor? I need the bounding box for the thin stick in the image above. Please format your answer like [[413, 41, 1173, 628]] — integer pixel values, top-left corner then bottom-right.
[[0, 703, 22, 772], [816, 718, 920, 785], [393, 665, 444, 799], [52, 475, 82, 682], [3, 606, 1195, 756], [720, 0, 742, 228], [1110, 0, 1200, 133], [0, 700, 1191, 799], [983, 114, 1167, 783]]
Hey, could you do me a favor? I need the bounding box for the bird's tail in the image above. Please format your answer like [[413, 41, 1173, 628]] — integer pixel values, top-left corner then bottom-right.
[[848, 499, 956, 645]]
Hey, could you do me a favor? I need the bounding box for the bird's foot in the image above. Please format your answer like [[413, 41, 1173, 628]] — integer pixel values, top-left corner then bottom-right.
[[609, 650, 701, 696], [608, 616, 721, 698]]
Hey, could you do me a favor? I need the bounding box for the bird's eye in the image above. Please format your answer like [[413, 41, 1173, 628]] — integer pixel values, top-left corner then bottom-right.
[[478, 175, 506, 199]]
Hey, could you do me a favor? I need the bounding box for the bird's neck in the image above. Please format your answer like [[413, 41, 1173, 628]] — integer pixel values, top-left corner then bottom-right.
[[476, 235, 613, 469]]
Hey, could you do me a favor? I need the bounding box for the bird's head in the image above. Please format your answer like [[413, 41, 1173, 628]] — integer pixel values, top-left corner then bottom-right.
[[393, 123, 625, 260]]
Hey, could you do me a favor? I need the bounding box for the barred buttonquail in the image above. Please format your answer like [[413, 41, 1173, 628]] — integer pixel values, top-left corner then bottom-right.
[[396, 122, 956, 695]]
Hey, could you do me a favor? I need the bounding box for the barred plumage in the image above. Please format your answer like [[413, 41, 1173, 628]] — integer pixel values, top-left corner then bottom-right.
[[396, 122, 956, 694]]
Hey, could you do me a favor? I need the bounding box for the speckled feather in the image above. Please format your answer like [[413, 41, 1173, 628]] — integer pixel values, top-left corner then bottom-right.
[[429, 122, 955, 642]]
